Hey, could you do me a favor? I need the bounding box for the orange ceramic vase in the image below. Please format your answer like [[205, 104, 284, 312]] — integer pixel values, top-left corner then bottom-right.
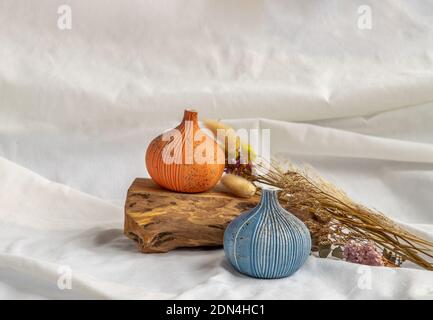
[[145, 109, 225, 193]]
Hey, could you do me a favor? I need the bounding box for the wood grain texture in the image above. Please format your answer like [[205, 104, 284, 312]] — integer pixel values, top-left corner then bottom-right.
[[124, 178, 260, 253]]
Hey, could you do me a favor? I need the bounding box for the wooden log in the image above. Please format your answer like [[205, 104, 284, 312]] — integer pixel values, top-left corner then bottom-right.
[[124, 178, 260, 253]]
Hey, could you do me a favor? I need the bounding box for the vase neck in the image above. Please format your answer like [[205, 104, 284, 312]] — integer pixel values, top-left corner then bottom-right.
[[182, 109, 198, 123], [260, 189, 280, 206]]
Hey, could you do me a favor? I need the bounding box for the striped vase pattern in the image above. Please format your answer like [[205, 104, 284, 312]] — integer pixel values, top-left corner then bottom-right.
[[145, 110, 225, 193], [224, 189, 311, 279]]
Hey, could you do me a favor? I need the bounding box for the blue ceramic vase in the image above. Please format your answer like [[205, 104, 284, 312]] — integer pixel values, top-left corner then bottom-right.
[[224, 189, 311, 279]]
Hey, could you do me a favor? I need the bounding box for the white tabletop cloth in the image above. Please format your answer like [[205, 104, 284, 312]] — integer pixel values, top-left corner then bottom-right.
[[1, 0, 433, 299]]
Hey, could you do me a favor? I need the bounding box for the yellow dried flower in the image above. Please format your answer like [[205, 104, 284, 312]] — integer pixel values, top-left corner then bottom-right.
[[221, 174, 257, 198], [202, 119, 257, 162]]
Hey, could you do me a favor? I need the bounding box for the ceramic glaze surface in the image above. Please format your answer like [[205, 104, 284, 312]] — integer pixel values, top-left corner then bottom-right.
[[224, 189, 311, 279]]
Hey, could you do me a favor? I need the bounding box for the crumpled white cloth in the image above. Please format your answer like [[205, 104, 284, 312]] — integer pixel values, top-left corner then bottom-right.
[[1, 1, 433, 299]]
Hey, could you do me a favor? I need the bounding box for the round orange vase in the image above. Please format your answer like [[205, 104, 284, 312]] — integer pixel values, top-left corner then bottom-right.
[[145, 109, 225, 193]]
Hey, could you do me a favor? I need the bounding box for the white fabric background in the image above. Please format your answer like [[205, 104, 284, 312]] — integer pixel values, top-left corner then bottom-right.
[[1, 0, 433, 299]]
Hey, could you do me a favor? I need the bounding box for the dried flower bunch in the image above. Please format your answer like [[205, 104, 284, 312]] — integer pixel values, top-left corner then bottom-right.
[[204, 120, 433, 270], [253, 161, 433, 269]]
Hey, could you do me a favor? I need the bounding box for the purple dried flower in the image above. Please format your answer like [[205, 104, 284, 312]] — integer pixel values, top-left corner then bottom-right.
[[343, 241, 384, 266], [224, 152, 253, 177]]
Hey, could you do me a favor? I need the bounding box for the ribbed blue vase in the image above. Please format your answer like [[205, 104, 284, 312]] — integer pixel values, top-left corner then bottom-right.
[[224, 189, 311, 279]]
